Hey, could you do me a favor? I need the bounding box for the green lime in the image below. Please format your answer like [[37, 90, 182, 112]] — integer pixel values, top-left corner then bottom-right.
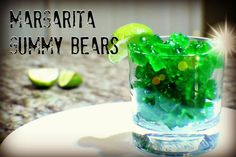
[[28, 68, 59, 88], [108, 23, 153, 63], [58, 70, 83, 88]]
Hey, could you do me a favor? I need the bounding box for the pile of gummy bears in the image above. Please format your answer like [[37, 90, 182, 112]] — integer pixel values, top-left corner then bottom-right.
[[128, 33, 224, 129]]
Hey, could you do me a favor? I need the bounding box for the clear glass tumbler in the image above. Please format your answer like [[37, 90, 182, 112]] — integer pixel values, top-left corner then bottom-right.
[[128, 36, 224, 156]]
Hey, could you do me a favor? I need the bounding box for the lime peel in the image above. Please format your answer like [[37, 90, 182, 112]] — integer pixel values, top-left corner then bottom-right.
[[58, 70, 83, 88], [108, 23, 154, 63]]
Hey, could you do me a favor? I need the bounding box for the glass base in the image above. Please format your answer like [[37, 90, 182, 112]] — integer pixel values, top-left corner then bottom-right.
[[133, 132, 219, 156]]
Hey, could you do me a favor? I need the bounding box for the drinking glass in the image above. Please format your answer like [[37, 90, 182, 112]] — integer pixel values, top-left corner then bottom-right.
[[128, 36, 224, 156]]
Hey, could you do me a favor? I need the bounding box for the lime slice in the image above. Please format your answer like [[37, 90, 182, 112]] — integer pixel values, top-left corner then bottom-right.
[[28, 68, 59, 88], [108, 23, 153, 63], [58, 70, 83, 88]]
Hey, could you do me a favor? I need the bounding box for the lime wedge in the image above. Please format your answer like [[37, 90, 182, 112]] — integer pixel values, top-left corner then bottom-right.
[[108, 23, 153, 63], [58, 70, 83, 88], [28, 68, 59, 88]]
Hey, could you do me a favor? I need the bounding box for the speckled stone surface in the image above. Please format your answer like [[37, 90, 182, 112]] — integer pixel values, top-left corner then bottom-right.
[[0, 45, 130, 142]]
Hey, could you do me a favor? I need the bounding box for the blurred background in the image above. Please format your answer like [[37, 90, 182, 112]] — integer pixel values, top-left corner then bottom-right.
[[0, 0, 235, 142]]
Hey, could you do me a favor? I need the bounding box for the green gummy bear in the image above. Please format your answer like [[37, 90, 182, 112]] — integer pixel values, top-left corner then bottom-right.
[[143, 95, 155, 106], [128, 43, 148, 66], [205, 79, 217, 100], [147, 54, 166, 72], [166, 32, 190, 53], [186, 40, 212, 54]]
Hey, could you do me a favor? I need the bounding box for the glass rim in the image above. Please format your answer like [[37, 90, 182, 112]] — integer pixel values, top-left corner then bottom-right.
[[160, 35, 212, 41], [128, 35, 216, 57]]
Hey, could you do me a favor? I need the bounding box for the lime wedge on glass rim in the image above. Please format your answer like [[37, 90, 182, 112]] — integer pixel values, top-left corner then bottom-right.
[[108, 23, 153, 63], [58, 70, 83, 89], [28, 68, 59, 88]]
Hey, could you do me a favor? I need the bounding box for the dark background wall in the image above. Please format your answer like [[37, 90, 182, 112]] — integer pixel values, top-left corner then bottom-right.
[[203, 0, 236, 108], [203, 0, 236, 35]]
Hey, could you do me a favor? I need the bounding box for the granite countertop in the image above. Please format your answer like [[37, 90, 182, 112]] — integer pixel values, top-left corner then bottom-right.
[[0, 45, 235, 143], [0, 45, 130, 142]]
